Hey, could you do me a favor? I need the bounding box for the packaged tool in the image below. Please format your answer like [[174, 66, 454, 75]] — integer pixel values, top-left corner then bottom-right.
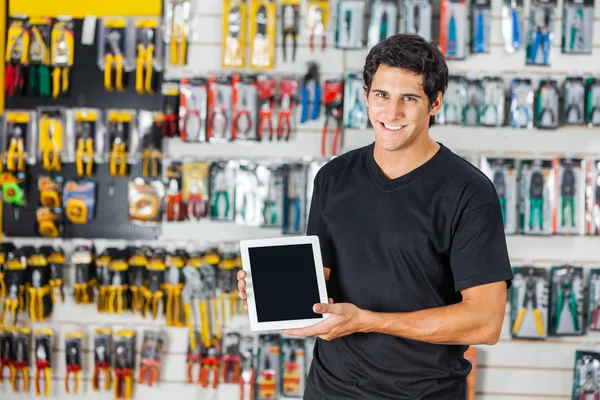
[[208, 75, 234, 142], [128, 177, 165, 225], [510, 266, 549, 339], [99, 17, 134, 92], [307, 0, 329, 51], [107, 251, 130, 314], [180, 77, 208, 143], [5, 16, 30, 98], [138, 330, 163, 386], [321, 78, 344, 157], [164, 250, 187, 327], [258, 163, 285, 228], [28, 17, 52, 98], [236, 161, 261, 226], [401, 0, 432, 41], [553, 158, 585, 235], [335, 0, 365, 49], [138, 111, 163, 178], [526, 0, 556, 66], [26, 249, 53, 322], [34, 329, 52, 397], [535, 79, 559, 129], [162, 80, 180, 137], [520, 159, 554, 235], [586, 159, 600, 235], [183, 256, 204, 353], [39, 246, 64, 303], [128, 246, 150, 314], [107, 109, 136, 177], [572, 351, 600, 399], [233, 74, 259, 141], [549, 265, 584, 336], [368, 0, 398, 47], [510, 78, 534, 129], [0, 328, 13, 383], [135, 18, 162, 94], [182, 161, 210, 221], [275, 76, 298, 141], [64, 331, 82, 394], [281, 337, 306, 397], [210, 160, 238, 221], [463, 79, 485, 126], [201, 249, 222, 345], [0, 248, 26, 327], [257, 334, 281, 400], [165, 0, 191, 66], [96, 248, 116, 313], [141, 249, 167, 320], [222, 0, 247, 68], [284, 164, 308, 234], [586, 77, 600, 127], [239, 333, 256, 400], [221, 331, 241, 384], [166, 161, 184, 222], [2, 110, 35, 172], [37, 176, 64, 237], [481, 158, 518, 234], [281, 0, 300, 62], [93, 328, 112, 392], [300, 63, 321, 124], [564, 77, 586, 126], [502, 0, 524, 53], [436, 76, 467, 125], [113, 330, 135, 400], [50, 17, 74, 99], [344, 73, 368, 129], [187, 330, 203, 383], [562, 0, 594, 54], [471, 0, 491, 54], [250, 0, 276, 69], [217, 248, 238, 324], [11, 327, 30, 393], [257, 75, 277, 141], [71, 241, 96, 305], [0, 243, 16, 300], [72, 109, 101, 177], [37, 107, 66, 171], [480, 77, 505, 127], [440, 0, 467, 60], [64, 180, 96, 224], [589, 269, 600, 331], [199, 337, 221, 389]]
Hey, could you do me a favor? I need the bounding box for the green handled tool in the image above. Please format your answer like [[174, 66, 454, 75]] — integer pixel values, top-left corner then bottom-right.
[[561, 167, 576, 228], [529, 171, 544, 231], [555, 275, 579, 333]]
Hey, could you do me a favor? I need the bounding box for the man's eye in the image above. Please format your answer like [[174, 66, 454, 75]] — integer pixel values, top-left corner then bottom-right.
[[403, 96, 416, 101], [376, 93, 387, 99]]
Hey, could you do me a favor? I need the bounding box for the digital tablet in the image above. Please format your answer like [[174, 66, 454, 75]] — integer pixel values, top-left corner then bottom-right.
[[239, 235, 329, 332]]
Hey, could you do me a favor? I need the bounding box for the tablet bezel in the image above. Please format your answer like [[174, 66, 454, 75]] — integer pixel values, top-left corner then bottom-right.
[[239, 235, 329, 332]]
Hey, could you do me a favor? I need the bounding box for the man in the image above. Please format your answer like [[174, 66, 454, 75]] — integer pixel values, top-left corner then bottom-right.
[[237, 34, 512, 399]]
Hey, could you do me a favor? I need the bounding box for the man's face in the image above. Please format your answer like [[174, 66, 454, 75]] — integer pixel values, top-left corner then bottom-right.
[[365, 64, 442, 152]]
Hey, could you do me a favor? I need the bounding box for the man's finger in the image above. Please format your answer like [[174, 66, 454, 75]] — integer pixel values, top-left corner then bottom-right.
[[323, 267, 331, 281], [239, 291, 246, 300], [238, 280, 246, 292], [283, 326, 317, 337], [313, 303, 342, 314], [244, 303, 248, 310], [237, 270, 246, 280], [328, 298, 334, 304]]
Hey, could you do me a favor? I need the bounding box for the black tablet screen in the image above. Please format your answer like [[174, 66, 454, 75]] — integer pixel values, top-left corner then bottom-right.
[[249, 243, 322, 323]]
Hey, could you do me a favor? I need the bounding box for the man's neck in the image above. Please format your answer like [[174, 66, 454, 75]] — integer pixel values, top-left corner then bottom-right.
[[373, 137, 440, 180]]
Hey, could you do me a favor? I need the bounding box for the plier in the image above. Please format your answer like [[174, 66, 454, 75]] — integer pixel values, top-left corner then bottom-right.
[[11, 334, 28, 393], [29, 25, 51, 98], [34, 341, 51, 397], [170, 1, 189, 65], [135, 28, 155, 94], [6, 125, 26, 172], [1, 275, 22, 328], [529, 9, 551, 65], [221, 333, 241, 383], [141, 122, 162, 178], [211, 173, 231, 219], [211, 90, 229, 140], [182, 265, 203, 351], [114, 344, 133, 400], [162, 103, 179, 137], [348, 87, 366, 128], [321, 100, 343, 156], [300, 63, 321, 123], [569, 8, 584, 52], [529, 171, 545, 231], [92, 343, 111, 391], [141, 269, 164, 320], [512, 273, 545, 335], [282, 4, 298, 62], [262, 180, 278, 226], [580, 356, 600, 400], [554, 269, 579, 333], [51, 29, 70, 99], [309, 6, 326, 51], [286, 177, 302, 232], [75, 122, 94, 176], [187, 332, 202, 383], [251, 5, 270, 68], [109, 122, 128, 177], [276, 94, 293, 141], [74, 264, 91, 305], [183, 91, 206, 142], [258, 95, 274, 140], [41, 119, 62, 171], [5, 30, 25, 97], [234, 92, 252, 138], [510, 0, 521, 50], [0, 332, 13, 383], [107, 271, 127, 314], [187, 180, 207, 220], [166, 179, 184, 221], [561, 167, 576, 228], [199, 346, 220, 389], [104, 30, 125, 91], [165, 262, 184, 327], [27, 270, 49, 323], [223, 4, 242, 66], [64, 344, 81, 394]]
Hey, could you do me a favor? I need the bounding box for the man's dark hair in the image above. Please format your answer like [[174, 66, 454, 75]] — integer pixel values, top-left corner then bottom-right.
[[363, 34, 449, 127]]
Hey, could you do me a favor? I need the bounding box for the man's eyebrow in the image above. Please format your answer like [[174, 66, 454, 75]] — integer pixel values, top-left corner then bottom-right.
[[370, 89, 423, 98]]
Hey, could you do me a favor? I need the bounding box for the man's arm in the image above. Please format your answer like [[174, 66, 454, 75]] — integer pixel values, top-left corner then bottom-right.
[[283, 281, 507, 346]]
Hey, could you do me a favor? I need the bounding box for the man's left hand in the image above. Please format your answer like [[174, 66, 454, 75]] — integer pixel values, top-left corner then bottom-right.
[[282, 300, 369, 341]]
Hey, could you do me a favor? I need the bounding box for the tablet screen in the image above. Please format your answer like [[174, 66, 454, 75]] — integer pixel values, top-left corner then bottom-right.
[[249, 243, 321, 323]]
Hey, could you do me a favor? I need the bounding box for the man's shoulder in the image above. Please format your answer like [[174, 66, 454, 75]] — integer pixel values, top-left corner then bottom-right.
[[314, 145, 369, 184]]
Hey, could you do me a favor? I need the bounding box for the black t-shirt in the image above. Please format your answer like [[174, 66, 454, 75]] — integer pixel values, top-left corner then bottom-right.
[[304, 142, 513, 400]]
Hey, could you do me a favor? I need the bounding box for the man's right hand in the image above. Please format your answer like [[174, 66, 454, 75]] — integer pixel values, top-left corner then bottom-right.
[[237, 267, 331, 310]]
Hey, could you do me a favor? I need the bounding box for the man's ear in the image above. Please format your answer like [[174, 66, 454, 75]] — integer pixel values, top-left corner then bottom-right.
[[363, 86, 369, 107], [429, 91, 443, 116]]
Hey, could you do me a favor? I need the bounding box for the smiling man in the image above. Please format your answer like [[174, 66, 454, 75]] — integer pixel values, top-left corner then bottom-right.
[[238, 34, 512, 399]]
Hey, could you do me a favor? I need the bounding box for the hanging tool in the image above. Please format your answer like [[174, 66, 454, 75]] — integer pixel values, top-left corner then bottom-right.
[[1, 251, 26, 328], [183, 90, 206, 142], [164, 252, 186, 327], [277, 94, 293, 141], [136, 27, 155, 94], [45, 248, 64, 304], [6, 124, 26, 172], [234, 92, 253, 138], [27, 267, 50, 323], [200, 260, 219, 348], [199, 346, 220, 389], [579, 356, 600, 400], [569, 8, 584, 52], [263, 179, 279, 226], [96, 250, 113, 313], [447, 11, 457, 57], [109, 122, 128, 177], [283, 347, 301, 395], [347, 84, 366, 128], [210, 89, 230, 140], [138, 332, 162, 387], [166, 179, 184, 221], [29, 23, 51, 98], [170, 0, 189, 65], [104, 30, 125, 92], [142, 117, 162, 178], [223, 3, 243, 67], [107, 255, 129, 314], [64, 333, 82, 394], [309, 6, 326, 51], [187, 331, 202, 383], [34, 332, 51, 397], [0, 330, 13, 383], [473, 8, 486, 53], [536, 82, 557, 128], [11, 328, 29, 393], [321, 98, 343, 157], [221, 332, 241, 383], [128, 249, 149, 314], [182, 264, 203, 352], [529, 9, 551, 65], [286, 175, 302, 232], [187, 180, 208, 220], [240, 349, 255, 400], [561, 167, 576, 228], [5, 30, 26, 97], [40, 117, 62, 171], [258, 356, 277, 399], [51, 25, 71, 99], [251, 5, 270, 68], [142, 253, 166, 320], [113, 332, 134, 400], [75, 122, 94, 177], [282, 3, 298, 62], [529, 171, 544, 231], [511, 0, 521, 50], [211, 172, 231, 219], [554, 268, 579, 333], [300, 63, 321, 123], [512, 272, 545, 335], [258, 98, 274, 141], [72, 245, 95, 305], [92, 329, 112, 392]]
